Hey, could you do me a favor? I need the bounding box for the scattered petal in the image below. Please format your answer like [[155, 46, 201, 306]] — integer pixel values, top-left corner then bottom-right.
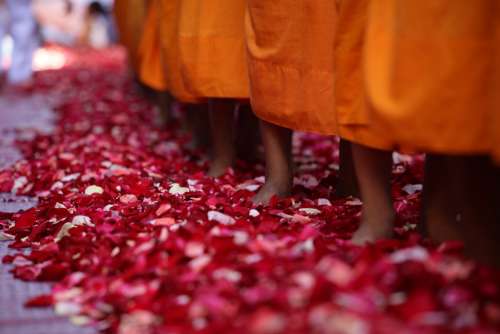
[[84, 185, 104, 195], [207, 211, 235, 225]]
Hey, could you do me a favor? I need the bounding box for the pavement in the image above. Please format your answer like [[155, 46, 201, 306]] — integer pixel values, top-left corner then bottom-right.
[[0, 93, 93, 334]]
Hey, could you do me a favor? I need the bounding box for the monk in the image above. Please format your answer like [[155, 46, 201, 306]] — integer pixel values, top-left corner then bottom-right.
[[245, 1, 366, 204], [136, 0, 174, 125], [334, 0, 396, 244], [174, 0, 258, 176], [359, 0, 500, 265]]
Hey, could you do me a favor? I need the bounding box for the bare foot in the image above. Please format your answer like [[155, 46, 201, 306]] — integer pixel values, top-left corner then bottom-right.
[[237, 145, 264, 163], [206, 99, 235, 177], [351, 215, 394, 246], [235, 104, 262, 162], [252, 180, 292, 205], [335, 139, 359, 198], [207, 158, 233, 178], [183, 103, 210, 151], [336, 180, 360, 199], [155, 91, 173, 127]]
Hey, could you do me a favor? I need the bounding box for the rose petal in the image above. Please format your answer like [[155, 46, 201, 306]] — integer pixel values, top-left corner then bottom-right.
[[84, 185, 104, 195]]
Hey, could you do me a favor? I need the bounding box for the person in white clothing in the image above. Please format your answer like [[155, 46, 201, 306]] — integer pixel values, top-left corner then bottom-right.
[[0, 0, 38, 87]]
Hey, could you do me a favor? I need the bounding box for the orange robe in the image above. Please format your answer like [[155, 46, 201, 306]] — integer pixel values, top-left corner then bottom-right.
[[177, 0, 249, 99], [157, 0, 199, 103], [246, 0, 391, 149], [113, 0, 148, 73], [137, 0, 168, 91], [335, 0, 392, 150], [491, 18, 500, 164], [245, 1, 338, 134], [364, 0, 499, 155]]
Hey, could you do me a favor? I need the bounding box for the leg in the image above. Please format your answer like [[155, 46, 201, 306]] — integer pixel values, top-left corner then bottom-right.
[[351, 143, 394, 245], [425, 155, 500, 267], [252, 119, 293, 204], [184, 103, 210, 151], [235, 103, 261, 162], [461, 158, 500, 267], [155, 91, 173, 126], [420, 154, 458, 238], [6, 0, 37, 85], [207, 99, 236, 177], [336, 139, 359, 198]]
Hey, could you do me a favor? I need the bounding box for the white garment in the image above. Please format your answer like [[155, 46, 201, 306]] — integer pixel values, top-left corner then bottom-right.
[[0, 0, 37, 84], [88, 15, 109, 49]]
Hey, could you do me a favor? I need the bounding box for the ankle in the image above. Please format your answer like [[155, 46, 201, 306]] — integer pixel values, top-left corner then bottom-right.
[[264, 176, 293, 193], [361, 207, 395, 228]]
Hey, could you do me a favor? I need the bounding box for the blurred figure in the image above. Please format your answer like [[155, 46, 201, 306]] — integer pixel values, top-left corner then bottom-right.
[[80, 1, 114, 48], [0, 0, 38, 88], [33, 0, 115, 47], [33, 0, 79, 45]]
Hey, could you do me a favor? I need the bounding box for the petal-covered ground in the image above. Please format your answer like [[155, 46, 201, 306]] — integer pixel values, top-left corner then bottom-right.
[[0, 47, 499, 334]]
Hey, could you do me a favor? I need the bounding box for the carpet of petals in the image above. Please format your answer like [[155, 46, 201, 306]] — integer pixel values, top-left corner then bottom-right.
[[0, 48, 499, 334]]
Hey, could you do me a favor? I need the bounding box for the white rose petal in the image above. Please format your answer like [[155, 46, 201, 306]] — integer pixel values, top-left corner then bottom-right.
[[169, 183, 190, 195], [55, 222, 76, 242], [72, 215, 94, 227], [345, 198, 363, 206], [61, 173, 80, 182], [393, 152, 414, 164], [249, 209, 260, 217], [402, 184, 423, 195], [207, 211, 235, 225], [54, 202, 67, 209], [51, 181, 64, 191], [12, 176, 28, 193], [213, 268, 242, 283], [299, 208, 322, 216], [233, 231, 249, 245], [391, 246, 429, 264], [70, 315, 91, 326], [187, 179, 198, 186], [0, 231, 15, 241], [55, 302, 81, 316], [189, 255, 212, 272], [120, 194, 138, 204], [84, 185, 104, 195], [237, 181, 260, 192], [185, 241, 205, 258], [293, 238, 315, 254], [254, 176, 265, 183], [55, 215, 94, 242], [317, 198, 332, 206]]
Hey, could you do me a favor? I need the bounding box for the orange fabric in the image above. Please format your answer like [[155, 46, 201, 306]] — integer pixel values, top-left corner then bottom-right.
[[492, 20, 500, 164], [245, 0, 391, 149], [176, 0, 248, 99], [137, 0, 168, 91], [335, 0, 392, 150], [364, 0, 499, 154], [246, 1, 338, 134], [113, 0, 148, 73], [157, 0, 199, 103]]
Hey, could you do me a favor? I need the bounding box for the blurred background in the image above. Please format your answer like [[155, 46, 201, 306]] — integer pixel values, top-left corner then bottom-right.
[[0, 0, 116, 83]]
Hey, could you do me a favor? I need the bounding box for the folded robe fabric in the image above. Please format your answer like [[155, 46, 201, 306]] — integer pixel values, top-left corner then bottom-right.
[[138, 0, 168, 91], [177, 0, 249, 99], [246, 0, 392, 150], [364, 0, 500, 155], [113, 0, 148, 73]]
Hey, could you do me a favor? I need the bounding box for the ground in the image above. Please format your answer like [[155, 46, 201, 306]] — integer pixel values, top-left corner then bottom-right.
[[0, 47, 499, 334]]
